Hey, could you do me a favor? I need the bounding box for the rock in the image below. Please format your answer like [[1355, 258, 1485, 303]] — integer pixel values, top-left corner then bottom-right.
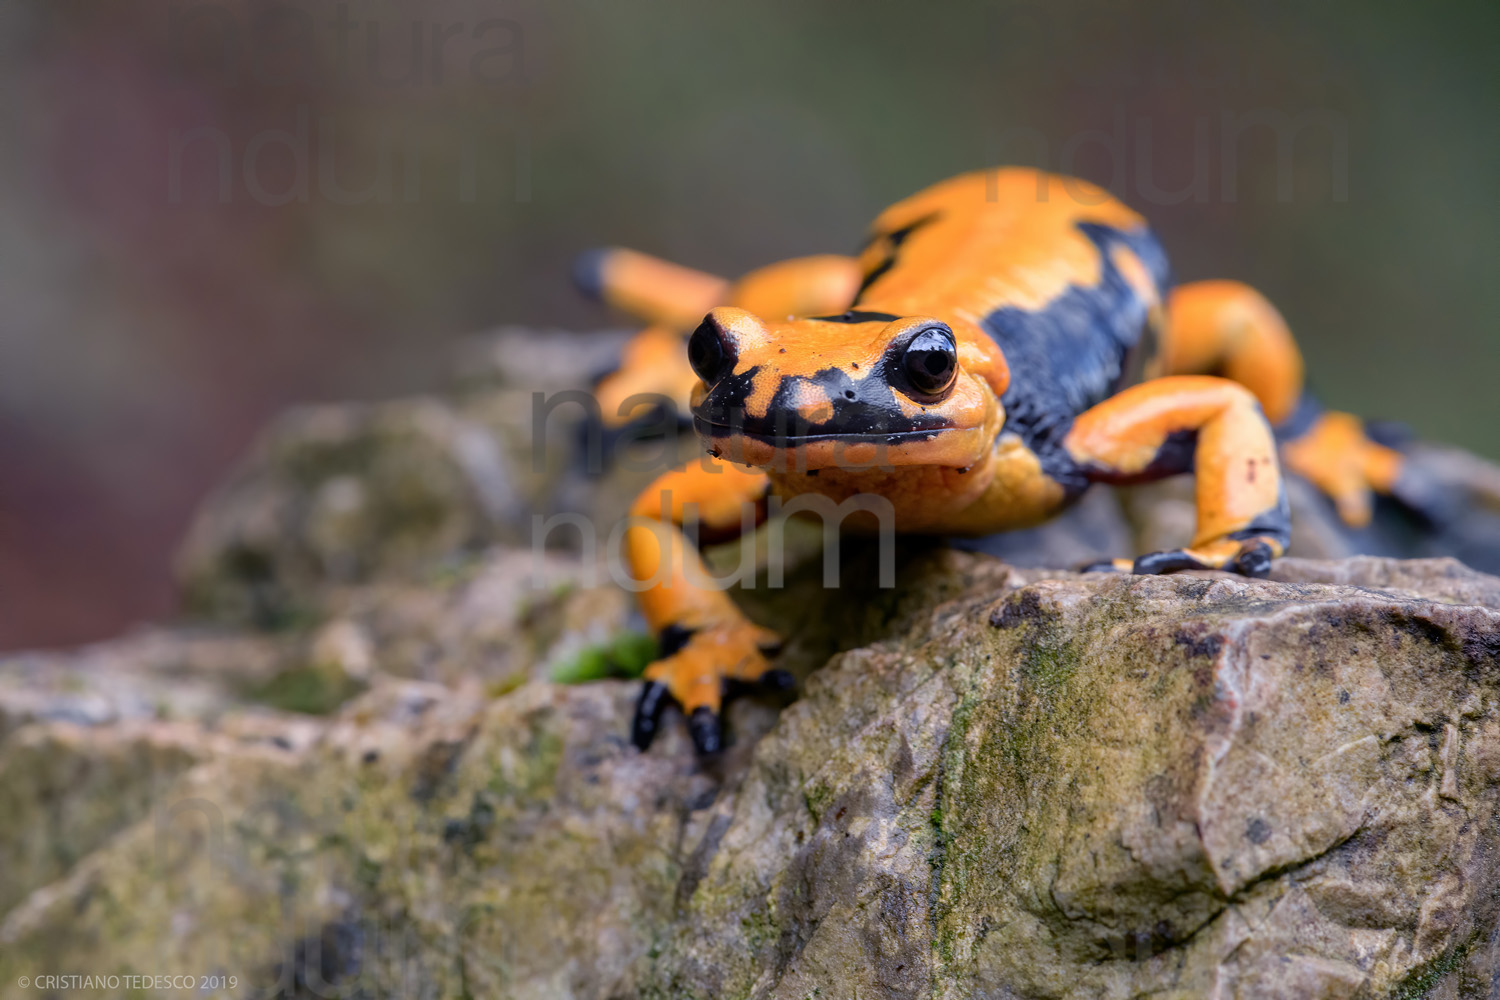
[[4, 548, 1500, 999], [12, 327, 1500, 998], [173, 328, 701, 629], [174, 397, 533, 627]]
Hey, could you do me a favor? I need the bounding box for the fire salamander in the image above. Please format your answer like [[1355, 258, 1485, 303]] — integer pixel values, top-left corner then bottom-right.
[[575, 167, 1406, 754]]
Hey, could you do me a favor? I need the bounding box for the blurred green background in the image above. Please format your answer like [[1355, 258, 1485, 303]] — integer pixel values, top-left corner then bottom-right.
[[0, 0, 1495, 648]]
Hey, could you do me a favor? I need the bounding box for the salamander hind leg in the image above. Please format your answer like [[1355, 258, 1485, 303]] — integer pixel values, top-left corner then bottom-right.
[[1280, 410, 1403, 528], [1065, 376, 1291, 578], [573, 247, 729, 330], [1161, 280, 1409, 529]]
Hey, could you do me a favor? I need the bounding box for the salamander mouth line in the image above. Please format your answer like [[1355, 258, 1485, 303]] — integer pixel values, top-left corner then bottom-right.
[[692, 418, 950, 444]]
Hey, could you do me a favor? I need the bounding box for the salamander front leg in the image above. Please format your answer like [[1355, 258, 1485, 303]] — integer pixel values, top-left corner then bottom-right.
[[1065, 376, 1291, 578], [623, 459, 786, 753]]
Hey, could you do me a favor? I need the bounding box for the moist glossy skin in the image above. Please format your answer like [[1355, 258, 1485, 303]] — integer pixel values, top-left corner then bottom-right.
[[578, 166, 1405, 755]]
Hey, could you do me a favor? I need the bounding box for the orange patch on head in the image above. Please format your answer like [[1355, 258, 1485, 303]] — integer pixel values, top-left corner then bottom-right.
[[789, 379, 834, 425]]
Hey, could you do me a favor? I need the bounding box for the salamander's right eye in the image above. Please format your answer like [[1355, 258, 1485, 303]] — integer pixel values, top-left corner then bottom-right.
[[897, 325, 958, 400], [688, 316, 734, 384]]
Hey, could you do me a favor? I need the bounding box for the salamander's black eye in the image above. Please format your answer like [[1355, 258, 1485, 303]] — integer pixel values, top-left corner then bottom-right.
[[688, 317, 733, 384], [900, 326, 958, 399]]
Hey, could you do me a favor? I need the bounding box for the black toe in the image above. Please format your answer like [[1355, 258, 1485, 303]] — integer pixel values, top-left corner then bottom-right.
[[631, 681, 670, 750], [1133, 550, 1205, 575], [1079, 559, 1121, 573], [571, 247, 611, 301], [688, 707, 723, 755], [759, 669, 796, 692], [1231, 541, 1274, 578]]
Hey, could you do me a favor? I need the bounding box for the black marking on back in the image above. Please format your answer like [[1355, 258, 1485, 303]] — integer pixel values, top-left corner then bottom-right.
[[810, 310, 902, 324], [982, 221, 1171, 495], [853, 212, 941, 303]]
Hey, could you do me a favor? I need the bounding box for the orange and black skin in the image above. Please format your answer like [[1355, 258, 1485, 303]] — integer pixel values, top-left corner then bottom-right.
[[1156, 280, 1403, 528], [574, 249, 862, 428], [583, 167, 1398, 754]]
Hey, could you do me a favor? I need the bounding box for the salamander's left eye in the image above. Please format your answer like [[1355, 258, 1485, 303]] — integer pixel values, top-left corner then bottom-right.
[[688, 316, 734, 385], [899, 326, 958, 399]]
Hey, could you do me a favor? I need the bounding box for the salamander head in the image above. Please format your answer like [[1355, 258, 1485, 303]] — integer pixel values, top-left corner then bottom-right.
[[688, 306, 1010, 470]]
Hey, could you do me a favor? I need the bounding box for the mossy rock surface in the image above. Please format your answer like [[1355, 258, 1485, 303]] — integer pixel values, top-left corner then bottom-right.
[[11, 328, 1500, 997], [5, 549, 1500, 999]]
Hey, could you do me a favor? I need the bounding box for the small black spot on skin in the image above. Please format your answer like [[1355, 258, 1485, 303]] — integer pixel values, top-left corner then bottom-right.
[[362, 749, 380, 764], [1339, 689, 1351, 704], [1246, 817, 1272, 845], [779, 347, 787, 353], [1174, 631, 1224, 658]]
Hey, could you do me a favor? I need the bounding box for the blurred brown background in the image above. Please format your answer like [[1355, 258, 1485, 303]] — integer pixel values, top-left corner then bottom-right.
[[0, 0, 1495, 650]]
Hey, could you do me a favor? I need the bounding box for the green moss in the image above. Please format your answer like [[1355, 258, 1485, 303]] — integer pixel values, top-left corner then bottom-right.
[[930, 594, 1100, 973], [424, 551, 486, 589], [550, 632, 656, 684], [249, 663, 365, 715], [803, 783, 835, 823], [1390, 937, 1471, 999], [487, 720, 566, 801], [486, 674, 527, 698], [739, 906, 779, 953]]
